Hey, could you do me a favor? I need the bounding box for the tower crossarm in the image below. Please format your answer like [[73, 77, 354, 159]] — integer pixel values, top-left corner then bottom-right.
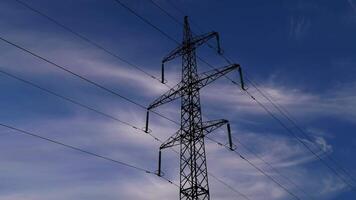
[[159, 118, 228, 150], [157, 118, 235, 177], [201, 119, 228, 136], [149, 64, 245, 110], [148, 81, 184, 110], [162, 31, 221, 64], [201, 119, 235, 151], [196, 63, 245, 89], [159, 28, 222, 83], [189, 31, 221, 54]]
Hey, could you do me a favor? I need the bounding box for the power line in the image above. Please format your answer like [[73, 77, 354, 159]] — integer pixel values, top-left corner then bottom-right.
[[18, 0, 300, 197], [0, 69, 142, 130], [244, 88, 355, 190], [0, 37, 142, 108], [113, 0, 179, 44], [1, 1, 252, 195], [149, 0, 221, 54], [231, 135, 314, 199], [245, 76, 356, 186], [12, 0, 228, 132], [164, 0, 208, 35], [148, 0, 183, 26], [0, 3, 309, 199], [214, 30, 356, 191], [14, 0, 162, 84], [0, 68, 248, 200], [0, 35, 177, 125], [6, 0, 326, 197], [7, 1, 256, 196], [0, 122, 183, 190], [19, 0, 354, 189], [209, 173, 252, 200], [198, 10, 356, 189], [0, 123, 152, 174], [112, 0, 223, 74], [130, 2, 305, 196], [206, 136, 301, 200], [0, 64, 283, 200], [0, 68, 163, 142], [115, 0, 224, 81], [153, 0, 356, 191]]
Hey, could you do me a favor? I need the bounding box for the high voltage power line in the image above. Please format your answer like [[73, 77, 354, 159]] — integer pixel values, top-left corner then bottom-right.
[[0, 69, 154, 137], [244, 76, 356, 186], [110, 1, 311, 197], [149, 1, 317, 193], [117, 0, 356, 194], [244, 86, 356, 190], [230, 134, 314, 199], [0, 36, 176, 125], [0, 55, 286, 200], [4, 0, 342, 198], [13, 0, 162, 84], [3, 0, 354, 198], [208, 173, 252, 200], [3, 1, 254, 198], [0, 68, 250, 200], [108, 1, 302, 198], [0, 123, 167, 180], [206, 136, 301, 200], [0, 61, 301, 199], [0, 123, 181, 190], [7, 1, 299, 198], [143, 0, 356, 191], [0, 34, 297, 198], [0, 12, 296, 200], [0, 36, 253, 199], [149, 0, 356, 189]]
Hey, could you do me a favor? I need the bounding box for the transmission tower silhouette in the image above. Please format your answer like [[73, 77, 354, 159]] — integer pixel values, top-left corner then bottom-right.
[[145, 16, 245, 200]]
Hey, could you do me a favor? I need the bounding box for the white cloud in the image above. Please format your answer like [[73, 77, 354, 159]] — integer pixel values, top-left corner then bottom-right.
[[0, 32, 170, 97], [1, 104, 348, 200], [0, 3, 354, 199], [202, 81, 356, 124]]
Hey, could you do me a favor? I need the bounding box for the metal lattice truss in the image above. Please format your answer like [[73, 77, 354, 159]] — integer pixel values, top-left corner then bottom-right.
[[145, 16, 245, 200], [148, 64, 241, 110]]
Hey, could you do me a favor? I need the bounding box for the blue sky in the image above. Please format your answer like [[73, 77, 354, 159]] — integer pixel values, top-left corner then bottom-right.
[[0, 0, 356, 199]]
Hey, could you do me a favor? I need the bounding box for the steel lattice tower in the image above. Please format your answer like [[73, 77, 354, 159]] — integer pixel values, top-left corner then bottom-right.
[[145, 16, 245, 200]]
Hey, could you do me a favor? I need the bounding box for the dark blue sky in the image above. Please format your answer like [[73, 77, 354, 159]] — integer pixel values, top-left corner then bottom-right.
[[0, 0, 355, 199]]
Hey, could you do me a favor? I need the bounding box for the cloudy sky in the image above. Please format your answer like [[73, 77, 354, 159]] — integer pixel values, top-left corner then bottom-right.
[[0, 0, 356, 199]]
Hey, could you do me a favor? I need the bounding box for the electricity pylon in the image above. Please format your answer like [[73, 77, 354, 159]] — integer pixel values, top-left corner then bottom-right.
[[145, 16, 245, 200]]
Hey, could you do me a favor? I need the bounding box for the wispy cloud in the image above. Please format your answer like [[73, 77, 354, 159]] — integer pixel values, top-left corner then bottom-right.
[[202, 81, 356, 124], [0, 86, 347, 200], [0, 2, 354, 199]]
